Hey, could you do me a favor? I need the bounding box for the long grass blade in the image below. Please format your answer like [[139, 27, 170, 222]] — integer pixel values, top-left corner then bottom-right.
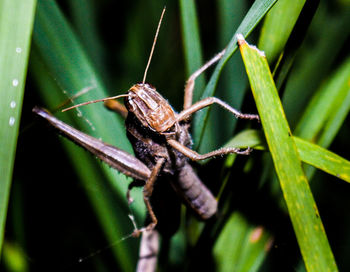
[[225, 129, 350, 183], [238, 35, 338, 271], [294, 137, 350, 183], [32, 1, 142, 269], [0, 0, 37, 256], [258, 0, 306, 63], [294, 57, 350, 179], [215, 0, 249, 147], [179, 0, 205, 103], [179, 0, 220, 152], [282, 4, 350, 127], [295, 58, 350, 141], [214, 212, 272, 272]]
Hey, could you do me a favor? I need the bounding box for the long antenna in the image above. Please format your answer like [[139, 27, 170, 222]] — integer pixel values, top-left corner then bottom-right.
[[142, 7, 166, 84], [62, 7, 166, 113], [62, 94, 130, 112]]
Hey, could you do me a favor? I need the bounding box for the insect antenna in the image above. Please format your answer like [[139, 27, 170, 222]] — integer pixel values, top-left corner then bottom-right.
[[62, 94, 130, 112], [62, 7, 166, 113], [142, 6, 166, 84]]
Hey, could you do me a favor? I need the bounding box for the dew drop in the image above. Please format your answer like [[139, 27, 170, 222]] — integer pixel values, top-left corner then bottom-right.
[[10, 101, 16, 108], [16, 47, 22, 53], [12, 79, 19, 87], [9, 117, 15, 126]]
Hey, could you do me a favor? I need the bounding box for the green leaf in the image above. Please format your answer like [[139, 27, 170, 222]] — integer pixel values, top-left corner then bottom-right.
[[0, 0, 37, 256], [282, 4, 350, 127], [214, 212, 272, 272], [258, 0, 306, 63], [193, 0, 278, 151], [224, 129, 266, 150], [179, 0, 216, 153], [32, 1, 143, 270], [238, 36, 338, 271], [2, 241, 28, 272], [179, 0, 205, 103], [68, 0, 106, 76], [294, 57, 350, 179], [225, 129, 350, 184], [259, 0, 319, 92], [295, 58, 350, 142], [215, 0, 250, 147], [294, 137, 350, 184]]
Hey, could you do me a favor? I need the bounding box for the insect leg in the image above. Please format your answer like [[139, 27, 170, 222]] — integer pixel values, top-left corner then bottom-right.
[[104, 100, 128, 119], [183, 49, 226, 110], [167, 138, 251, 161], [33, 107, 151, 181], [133, 157, 166, 237], [177, 96, 259, 122]]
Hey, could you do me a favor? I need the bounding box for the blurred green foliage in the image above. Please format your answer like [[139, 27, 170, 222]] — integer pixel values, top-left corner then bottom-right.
[[0, 0, 349, 271]]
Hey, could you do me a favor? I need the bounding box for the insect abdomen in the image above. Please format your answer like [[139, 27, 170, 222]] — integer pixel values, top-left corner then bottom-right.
[[173, 163, 217, 220]]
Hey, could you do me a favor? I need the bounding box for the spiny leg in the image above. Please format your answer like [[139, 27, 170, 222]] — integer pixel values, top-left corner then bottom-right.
[[167, 138, 251, 161], [133, 157, 166, 237], [177, 96, 259, 123], [183, 49, 226, 110]]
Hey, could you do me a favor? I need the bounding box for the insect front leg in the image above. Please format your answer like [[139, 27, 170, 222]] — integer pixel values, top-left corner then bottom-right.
[[183, 49, 226, 110], [182, 48, 259, 123]]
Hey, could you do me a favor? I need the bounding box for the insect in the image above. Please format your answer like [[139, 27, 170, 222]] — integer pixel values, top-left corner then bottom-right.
[[33, 7, 258, 243]]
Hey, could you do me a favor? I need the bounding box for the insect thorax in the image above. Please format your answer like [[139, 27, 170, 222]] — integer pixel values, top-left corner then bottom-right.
[[125, 112, 191, 176], [125, 83, 177, 134]]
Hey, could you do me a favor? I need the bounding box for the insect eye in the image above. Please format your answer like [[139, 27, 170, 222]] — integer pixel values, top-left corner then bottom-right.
[[164, 126, 176, 134]]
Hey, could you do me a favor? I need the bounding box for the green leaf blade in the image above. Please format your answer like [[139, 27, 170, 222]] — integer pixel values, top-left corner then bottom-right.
[[238, 36, 338, 272], [32, 2, 143, 270], [214, 212, 272, 272], [225, 128, 350, 184], [294, 137, 350, 183], [179, 0, 204, 103], [0, 0, 37, 256], [258, 0, 306, 63], [294, 58, 350, 142]]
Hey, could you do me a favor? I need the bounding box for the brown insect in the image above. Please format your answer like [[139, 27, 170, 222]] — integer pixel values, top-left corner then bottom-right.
[[33, 7, 259, 263]]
